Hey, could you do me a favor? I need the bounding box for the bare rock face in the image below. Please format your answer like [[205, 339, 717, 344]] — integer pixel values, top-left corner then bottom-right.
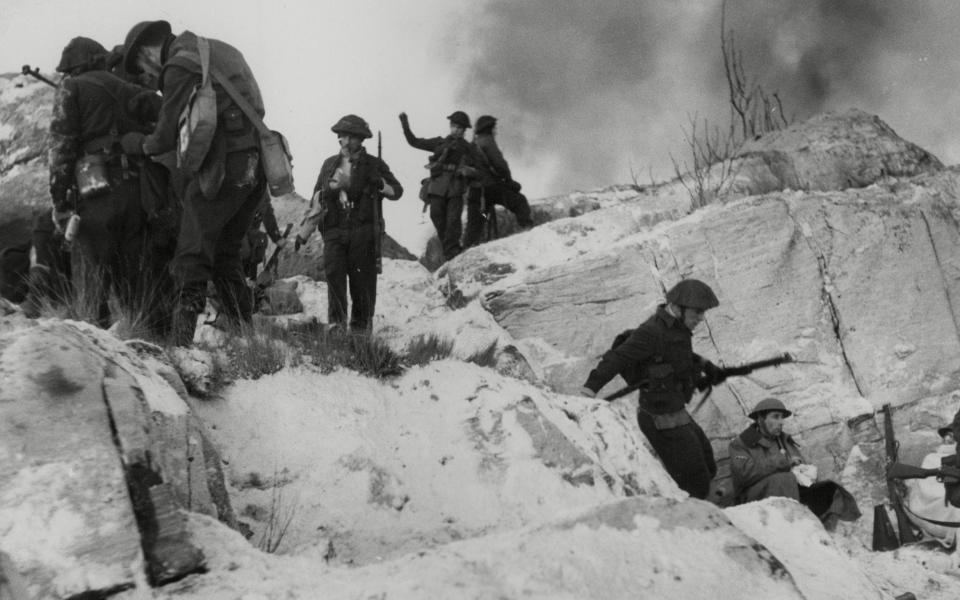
[[0, 321, 238, 595], [726, 108, 943, 197], [0, 74, 53, 246], [432, 109, 960, 511]]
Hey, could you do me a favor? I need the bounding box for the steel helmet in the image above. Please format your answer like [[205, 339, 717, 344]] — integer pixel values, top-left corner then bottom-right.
[[665, 279, 719, 310], [331, 114, 372, 139], [122, 20, 172, 74], [748, 397, 792, 420], [475, 115, 497, 134], [56, 37, 108, 73], [447, 110, 471, 129]]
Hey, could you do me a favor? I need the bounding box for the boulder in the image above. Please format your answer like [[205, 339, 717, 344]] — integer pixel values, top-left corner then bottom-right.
[[0, 321, 238, 594], [725, 108, 943, 197]]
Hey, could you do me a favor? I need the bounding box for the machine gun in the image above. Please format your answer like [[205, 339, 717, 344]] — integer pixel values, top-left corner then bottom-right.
[[21, 65, 57, 88], [603, 352, 794, 402]]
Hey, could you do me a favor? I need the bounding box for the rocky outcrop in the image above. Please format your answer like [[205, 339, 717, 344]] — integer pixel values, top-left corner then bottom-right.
[[0, 321, 237, 595], [428, 110, 960, 511], [726, 108, 943, 197], [0, 74, 53, 246]]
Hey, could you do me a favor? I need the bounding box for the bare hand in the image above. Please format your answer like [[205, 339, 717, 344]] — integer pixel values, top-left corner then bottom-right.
[[579, 387, 596, 399]]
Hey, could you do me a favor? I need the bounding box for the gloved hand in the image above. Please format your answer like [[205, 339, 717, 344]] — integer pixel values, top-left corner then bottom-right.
[[294, 235, 306, 251], [120, 131, 146, 156], [399, 112, 409, 125], [701, 360, 726, 386]]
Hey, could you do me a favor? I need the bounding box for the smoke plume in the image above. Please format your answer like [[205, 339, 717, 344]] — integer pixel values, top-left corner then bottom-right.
[[452, 0, 960, 197]]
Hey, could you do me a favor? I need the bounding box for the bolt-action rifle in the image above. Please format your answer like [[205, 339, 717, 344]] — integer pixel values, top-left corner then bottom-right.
[[888, 462, 960, 484], [603, 352, 794, 403], [881, 404, 920, 547], [256, 223, 293, 288], [373, 130, 385, 274], [21, 65, 57, 88]]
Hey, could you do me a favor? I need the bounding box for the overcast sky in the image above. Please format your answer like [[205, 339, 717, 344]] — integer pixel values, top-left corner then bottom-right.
[[4, 0, 960, 252]]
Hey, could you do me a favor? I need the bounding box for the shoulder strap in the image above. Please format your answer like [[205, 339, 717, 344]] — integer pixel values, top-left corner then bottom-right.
[[208, 64, 270, 137], [196, 36, 210, 87]]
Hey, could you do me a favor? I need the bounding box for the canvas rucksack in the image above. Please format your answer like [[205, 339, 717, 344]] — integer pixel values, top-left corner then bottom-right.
[[177, 36, 217, 176]]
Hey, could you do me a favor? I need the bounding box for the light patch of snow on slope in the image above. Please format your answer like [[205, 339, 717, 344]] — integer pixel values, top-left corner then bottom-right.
[[192, 360, 679, 565]]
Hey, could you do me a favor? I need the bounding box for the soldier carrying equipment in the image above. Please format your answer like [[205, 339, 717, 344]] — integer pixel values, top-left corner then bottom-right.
[[873, 404, 920, 551]]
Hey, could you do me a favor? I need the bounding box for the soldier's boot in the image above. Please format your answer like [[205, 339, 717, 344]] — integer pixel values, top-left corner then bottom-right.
[[214, 277, 253, 327], [171, 282, 206, 347]]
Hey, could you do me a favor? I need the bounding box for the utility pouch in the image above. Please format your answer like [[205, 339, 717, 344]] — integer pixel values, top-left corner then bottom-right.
[[177, 36, 217, 176], [260, 130, 294, 196], [418, 177, 430, 202], [222, 105, 245, 133], [75, 153, 111, 199]]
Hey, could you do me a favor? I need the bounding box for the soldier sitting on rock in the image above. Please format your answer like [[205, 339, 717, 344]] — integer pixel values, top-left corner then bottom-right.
[[729, 398, 806, 503]]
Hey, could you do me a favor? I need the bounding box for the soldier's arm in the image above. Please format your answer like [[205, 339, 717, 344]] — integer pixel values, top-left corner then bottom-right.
[[400, 118, 442, 153], [729, 440, 793, 492], [296, 160, 335, 242], [143, 64, 200, 156], [48, 80, 81, 211], [583, 326, 657, 394], [377, 158, 403, 201]]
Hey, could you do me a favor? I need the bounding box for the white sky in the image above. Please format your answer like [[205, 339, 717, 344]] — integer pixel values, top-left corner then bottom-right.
[[1, 0, 477, 252]]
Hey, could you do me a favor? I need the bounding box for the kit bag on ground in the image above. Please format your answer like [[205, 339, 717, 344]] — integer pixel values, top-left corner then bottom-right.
[[177, 36, 217, 176], [208, 62, 294, 196]]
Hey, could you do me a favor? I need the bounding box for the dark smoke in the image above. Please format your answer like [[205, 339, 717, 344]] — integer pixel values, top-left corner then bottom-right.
[[453, 0, 960, 197]]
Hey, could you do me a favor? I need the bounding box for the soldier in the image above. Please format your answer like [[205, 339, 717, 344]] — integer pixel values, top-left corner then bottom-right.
[[399, 110, 477, 262], [580, 279, 725, 499], [122, 20, 268, 345], [728, 398, 804, 503], [295, 115, 403, 332], [463, 115, 533, 249], [48, 36, 163, 329]]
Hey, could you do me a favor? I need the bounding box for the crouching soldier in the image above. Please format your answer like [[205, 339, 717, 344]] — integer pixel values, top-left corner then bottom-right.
[[729, 398, 804, 503], [295, 115, 402, 332]]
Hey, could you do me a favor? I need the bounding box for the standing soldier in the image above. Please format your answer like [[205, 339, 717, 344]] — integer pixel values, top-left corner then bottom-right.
[[580, 279, 725, 499], [463, 115, 533, 249], [295, 115, 403, 332], [122, 20, 268, 345], [399, 111, 476, 262], [48, 36, 163, 329]]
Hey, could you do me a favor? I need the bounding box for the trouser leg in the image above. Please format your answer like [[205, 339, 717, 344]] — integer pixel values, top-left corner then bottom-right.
[[637, 411, 715, 499], [346, 224, 377, 332], [323, 231, 349, 327], [462, 187, 484, 249]]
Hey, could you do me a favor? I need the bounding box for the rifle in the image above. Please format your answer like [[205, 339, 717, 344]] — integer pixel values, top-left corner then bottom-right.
[[373, 130, 384, 274], [21, 65, 57, 88], [881, 404, 920, 546], [603, 352, 794, 402], [255, 223, 293, 288], [888, 462, 960, 484]]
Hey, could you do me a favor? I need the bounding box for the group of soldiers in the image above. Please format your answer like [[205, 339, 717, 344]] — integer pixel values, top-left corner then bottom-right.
[[581, 279, 860, 524], [4, 19, 534, 340]]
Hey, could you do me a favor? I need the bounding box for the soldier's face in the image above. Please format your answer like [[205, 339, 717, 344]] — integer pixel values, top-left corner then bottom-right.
[[681, 307, 705, 331], [759, 412, 786, 437], [338, 134, 362, 153], [136, 45, 162, 88], [449, 123, 466, 138]]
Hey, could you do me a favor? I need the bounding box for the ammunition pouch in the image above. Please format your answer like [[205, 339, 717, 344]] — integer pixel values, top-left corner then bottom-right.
[[74, 153, 111, 200]]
